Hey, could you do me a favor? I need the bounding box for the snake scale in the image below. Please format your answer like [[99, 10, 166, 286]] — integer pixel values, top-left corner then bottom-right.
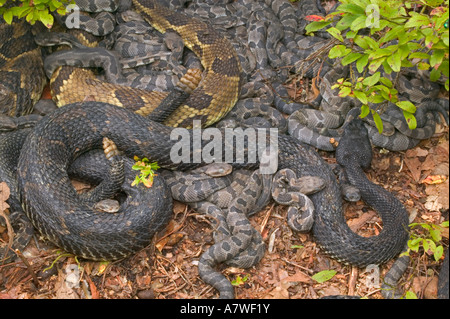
[[45, 0, 243, 128]]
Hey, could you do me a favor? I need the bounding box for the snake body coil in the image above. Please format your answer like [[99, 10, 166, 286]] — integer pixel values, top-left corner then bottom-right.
[[47, 0, 243, 128], [17, 101, 409, 265]]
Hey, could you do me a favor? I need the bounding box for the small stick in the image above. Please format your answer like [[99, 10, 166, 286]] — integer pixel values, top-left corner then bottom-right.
[[15, 249, 39, 288], [348, 266, 358, 296]]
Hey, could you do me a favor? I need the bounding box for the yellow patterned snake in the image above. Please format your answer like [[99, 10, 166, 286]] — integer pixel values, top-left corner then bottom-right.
[[49, 0, 243, 128]]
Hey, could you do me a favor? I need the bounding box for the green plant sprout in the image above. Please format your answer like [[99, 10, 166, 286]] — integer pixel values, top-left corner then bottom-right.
[[401, 221, 448, 261], [131, 156, 160, 188], [311, 269, 337, 283], [231, 274, 249, 286]]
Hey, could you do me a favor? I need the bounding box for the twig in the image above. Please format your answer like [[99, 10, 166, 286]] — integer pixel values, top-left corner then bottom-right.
[[0, 210, 14, 264], [281, 257, 315, 274], [156, 254, 195, 290], [260, 203, 275, 234], [15, 249, 39, 288], [348, 266, 358, 296]]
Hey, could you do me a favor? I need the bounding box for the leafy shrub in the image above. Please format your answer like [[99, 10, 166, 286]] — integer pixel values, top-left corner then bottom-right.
[[402, 221, 448, 261], [306, 0, 449, 132], [0, 0, 74, 28]]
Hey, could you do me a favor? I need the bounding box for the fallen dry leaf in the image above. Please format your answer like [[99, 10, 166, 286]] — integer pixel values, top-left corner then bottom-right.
[[281, 270, 311, 284], [0, 182, 10, 212], [263, 281, 291, 299], [156, 233, 184, 251], [424, 180, 449, 211], [412, 276, 438, 299], [54, 270, 80, 299], [403, 157, 422, 182], [421, 175, 448, 185]]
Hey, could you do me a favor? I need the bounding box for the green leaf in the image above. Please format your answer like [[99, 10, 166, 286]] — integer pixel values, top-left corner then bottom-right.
[[400, 59, 413, 68], [398, 44, 410, 61], [338, 86, 352, 97], [430, 68, 441, 82], [379, 77, 393, 88], [360, 104, 370, 118], [335, 13, 360, 31], [231, 274, 249, 286], [405, 13, 430, 29], [386, 50, 402, 72], [3, 9, 12, 24], [439, 61, 449, 77], [427, 239, 437, 253], [329, 45, 351, 59], [350, 15, 368, 32], [354, 35, 369, 50], [52, 0, 63, 9], [345, 30, 357, 39], [430, 50, 445, 67], [396, 101, 416, 113], [312, 270, 337, 283], [353, 91, 368, 104], [405, 291, 418, 299], [369, 92, 386, 104], [356, 55, 369, 73], [327, 27, 344, 42], [338, 3, 366, 15], [408, 52, 431, 60], [39, 10, 54, 28], [381, 60, 393, 74], [423, 238, 430, 253], [434, 245, 444, 261], [420, 223, 433, 231], [442, 31, 449, 47], [408, 237, 423, 252], [372, 111, 384, 134], [406, 40, 422, 51], [369, 48, 393, 60], [362, 72, 380, 86], [305, 21, 332, 33], [379, 25, 404, 44], [402, 111, 417, 130], [358, 35, 379, 50], [341, 52, 363, 65], [131, 175, 140, 187], [25, 11, 34, 23], [429, 228, 442, 243], [418, 62, 431, 70]]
